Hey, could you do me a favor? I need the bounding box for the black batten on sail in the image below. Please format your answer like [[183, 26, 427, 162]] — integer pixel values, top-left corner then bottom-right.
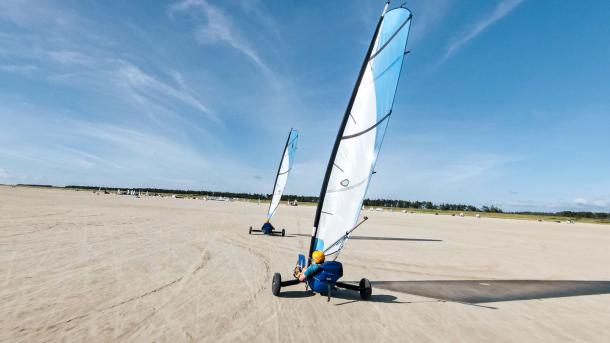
[[309, 2, 389, 261]]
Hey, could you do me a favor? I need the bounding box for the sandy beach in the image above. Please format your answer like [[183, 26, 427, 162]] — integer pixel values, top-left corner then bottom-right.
[[1, 185, 609, 342]]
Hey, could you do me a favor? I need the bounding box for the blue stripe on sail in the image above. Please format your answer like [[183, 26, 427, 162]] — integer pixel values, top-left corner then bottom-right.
[[371, 8, 411, 154], [287, 129, 298, 168], [313, 238, 324, 251]]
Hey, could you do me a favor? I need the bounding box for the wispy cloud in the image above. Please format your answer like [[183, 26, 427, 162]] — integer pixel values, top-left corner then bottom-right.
[[573, 198, 609, 210], [116, 63, 215, 122], [169, 0, 279, 84], [408, 0, 455, 46], [60, 147, 126, 170], [0, 1, 217, 126], [0, 64, 38, 74], [443, 0, 524, 61], [0, 168, 8, 179]]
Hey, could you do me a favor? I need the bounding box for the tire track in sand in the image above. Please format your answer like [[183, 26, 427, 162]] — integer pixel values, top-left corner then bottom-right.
[[26, 251, 210, 333]]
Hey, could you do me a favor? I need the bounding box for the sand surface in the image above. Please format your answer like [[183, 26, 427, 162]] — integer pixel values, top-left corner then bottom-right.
[[1, 186, 610, 342]]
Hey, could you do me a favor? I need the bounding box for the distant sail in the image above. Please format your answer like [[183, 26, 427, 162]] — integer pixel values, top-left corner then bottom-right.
[[268, 129, 299, 220], [310, 5, 412, 258]]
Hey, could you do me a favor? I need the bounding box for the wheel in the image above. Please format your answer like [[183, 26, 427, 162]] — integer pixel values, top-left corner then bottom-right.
[[249, 226, 252, 235], [327, 283, 332, 302], [272, 273, 282, 296], [281, 229, 285, 237], [359, 278, 372, 300]]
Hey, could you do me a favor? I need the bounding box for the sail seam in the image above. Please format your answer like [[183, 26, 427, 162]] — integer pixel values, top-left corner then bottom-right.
[[341, 111, 392, 140], [369, 14, 412, 61]]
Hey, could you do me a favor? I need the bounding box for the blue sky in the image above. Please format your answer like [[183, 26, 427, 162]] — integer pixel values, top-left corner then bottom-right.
[[0, 0, 608, 212]]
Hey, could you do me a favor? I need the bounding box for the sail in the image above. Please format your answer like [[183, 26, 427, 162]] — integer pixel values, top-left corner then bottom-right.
[[268, 129, 299, 220], [310, 6, 412, 258]]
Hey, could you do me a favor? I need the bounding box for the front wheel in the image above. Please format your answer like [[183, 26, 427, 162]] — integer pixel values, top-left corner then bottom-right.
[[359, 278, 372, 300], [272, 273, 282, 296]]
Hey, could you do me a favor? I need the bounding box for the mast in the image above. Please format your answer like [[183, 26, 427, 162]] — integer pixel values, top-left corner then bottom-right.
[[309, 2, 390, 260], [268, 128, 294, 220]]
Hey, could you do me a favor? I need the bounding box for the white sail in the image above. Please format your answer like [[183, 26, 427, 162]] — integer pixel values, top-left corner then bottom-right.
[[268, 129, 298, 220], [311, 6, 412, 257]]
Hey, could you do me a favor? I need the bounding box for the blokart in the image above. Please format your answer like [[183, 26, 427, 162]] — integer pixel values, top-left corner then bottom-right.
[[249, 129, 298, 237], [269, 1, 412, 303], [248, 222, 285, 236], [272, 254, 371, 302]]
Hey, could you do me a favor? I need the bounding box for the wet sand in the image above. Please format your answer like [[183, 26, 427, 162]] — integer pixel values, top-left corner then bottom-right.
[[1, 186, 609, 342]]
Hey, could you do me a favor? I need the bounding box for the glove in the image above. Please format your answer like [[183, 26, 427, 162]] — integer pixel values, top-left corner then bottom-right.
[[293, 265, 302, 279]]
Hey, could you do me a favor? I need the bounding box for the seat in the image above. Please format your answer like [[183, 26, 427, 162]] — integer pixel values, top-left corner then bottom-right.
[[261, 222, 273, 234], [308, 261, 343, 293]]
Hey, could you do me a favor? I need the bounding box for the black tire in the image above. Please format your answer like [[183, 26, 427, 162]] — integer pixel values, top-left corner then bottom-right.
[[272, 273, 282, 296], [281, 229, 285, 237], [359, 278, 372, 300], [249, 226, 252, 235]]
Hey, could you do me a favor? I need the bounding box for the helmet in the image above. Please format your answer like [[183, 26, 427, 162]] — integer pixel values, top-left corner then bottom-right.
[[312, 250, 325, 264]]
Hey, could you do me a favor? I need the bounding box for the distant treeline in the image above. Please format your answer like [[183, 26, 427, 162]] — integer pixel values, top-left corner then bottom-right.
[[57, 185, 608, 218], [16, 184, 54, 187], [63, 186, 497, 211], [65, 185, 272, 201], [361, 199, 501, 212], [516, 211, 610, 220]]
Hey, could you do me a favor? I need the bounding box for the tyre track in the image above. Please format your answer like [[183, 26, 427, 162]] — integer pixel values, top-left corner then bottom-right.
[[17, 251, 209, 335]]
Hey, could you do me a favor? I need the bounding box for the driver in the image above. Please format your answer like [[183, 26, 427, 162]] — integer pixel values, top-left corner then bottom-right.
[[295, 250, 325, 282], [261, 220, 274, 234]]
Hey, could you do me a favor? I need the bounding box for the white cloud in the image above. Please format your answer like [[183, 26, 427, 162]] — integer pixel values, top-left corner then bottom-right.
[[443, 0, 524, 61], [170, 0, 278, 84], [116, 63, 216, 122], [0, 168, 8, 179], [0, 1, 217, 126], [0, 64, 38, 74], [408, 0, 454, 46], [573, 197, 609, 209], [60, 147, 126, 170]]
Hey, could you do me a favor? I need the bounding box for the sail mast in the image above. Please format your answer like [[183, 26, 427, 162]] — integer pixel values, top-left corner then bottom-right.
[[309, 2, 390, 260]]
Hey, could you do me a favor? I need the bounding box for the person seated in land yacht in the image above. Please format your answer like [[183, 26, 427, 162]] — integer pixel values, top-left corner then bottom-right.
[[294, 250, 325, 281]]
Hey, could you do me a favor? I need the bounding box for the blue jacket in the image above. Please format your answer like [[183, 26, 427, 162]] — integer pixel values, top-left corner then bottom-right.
[[303, 263, 321, 278]]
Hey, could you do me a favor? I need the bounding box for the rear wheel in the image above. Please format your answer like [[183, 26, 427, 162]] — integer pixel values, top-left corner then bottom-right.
[[272, 273, 282, 296], [359, 278, 372, 300], [248, 226, 252, 235]]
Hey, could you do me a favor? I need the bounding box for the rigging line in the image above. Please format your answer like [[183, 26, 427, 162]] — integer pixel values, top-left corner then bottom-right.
[[369, 14, 412, 61], [342, 111, 391, 140]]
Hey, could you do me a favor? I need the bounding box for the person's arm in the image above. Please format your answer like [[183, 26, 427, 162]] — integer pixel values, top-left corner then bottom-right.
[[299, 264, 320, 282]]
